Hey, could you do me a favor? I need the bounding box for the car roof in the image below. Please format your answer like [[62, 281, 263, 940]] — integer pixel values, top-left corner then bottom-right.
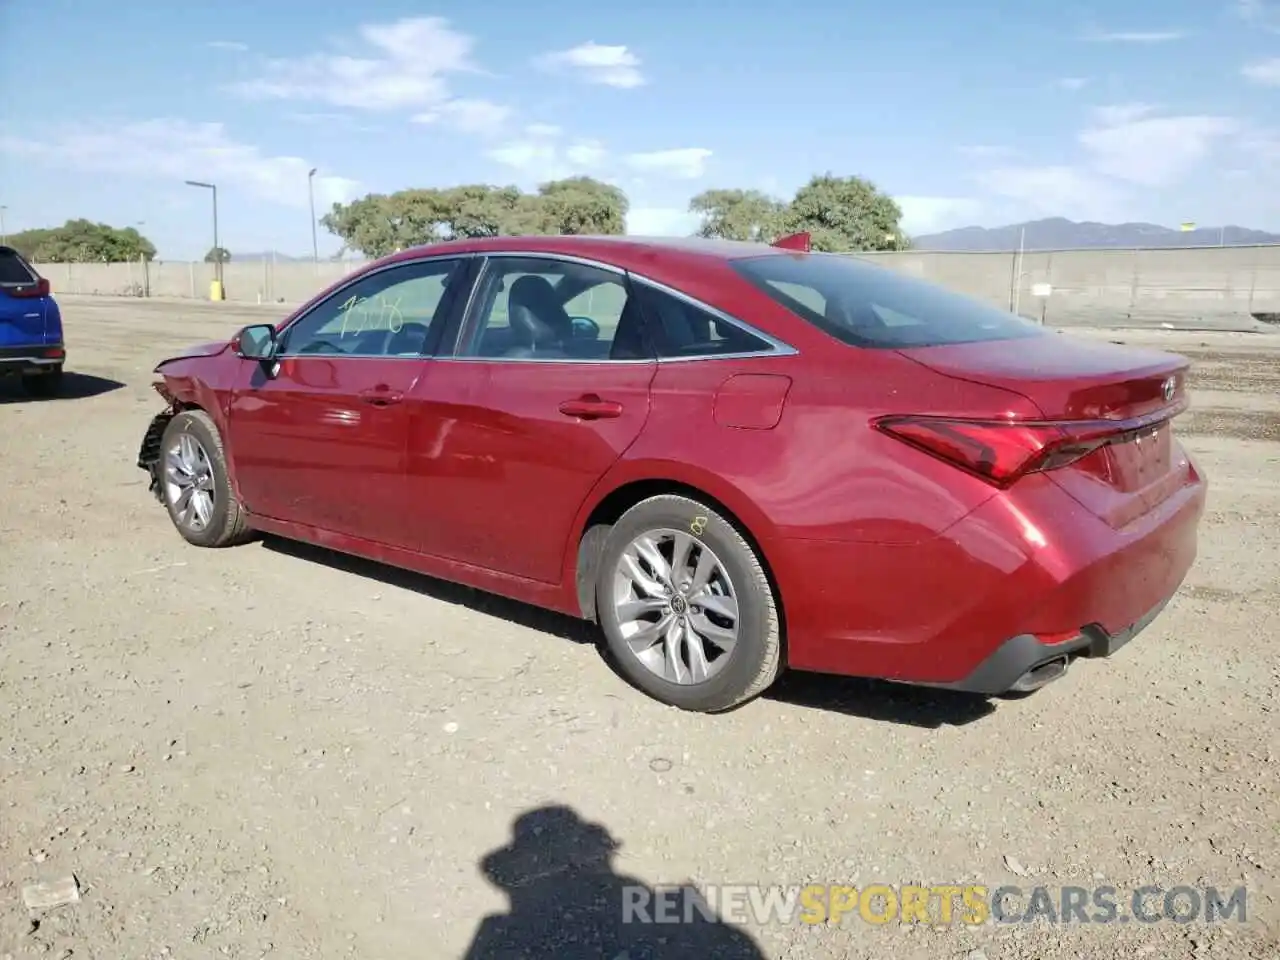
[[380, 234, 792, 271]]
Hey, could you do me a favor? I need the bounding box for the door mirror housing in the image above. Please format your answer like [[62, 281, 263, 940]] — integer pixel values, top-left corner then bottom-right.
[[569, 316, 600, 341], [235, 324, 277, 360]]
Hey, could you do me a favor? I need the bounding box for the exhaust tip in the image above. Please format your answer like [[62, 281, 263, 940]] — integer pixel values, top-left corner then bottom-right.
[[1009, 655, 1069, 694]]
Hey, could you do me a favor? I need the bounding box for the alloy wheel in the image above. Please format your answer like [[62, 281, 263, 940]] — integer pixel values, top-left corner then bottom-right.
[[164, 433, 216, 532], [610, 528, 740, 684]]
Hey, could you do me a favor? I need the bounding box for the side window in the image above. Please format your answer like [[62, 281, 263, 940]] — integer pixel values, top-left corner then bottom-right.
[[458, 257, 649, 361], [279, 258, 466, 358], [636, 282, 776, 359]]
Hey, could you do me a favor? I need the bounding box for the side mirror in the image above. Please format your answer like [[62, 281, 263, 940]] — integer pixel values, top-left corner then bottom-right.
[[570, 316, 600, 341], [235, 324, 277, 360]]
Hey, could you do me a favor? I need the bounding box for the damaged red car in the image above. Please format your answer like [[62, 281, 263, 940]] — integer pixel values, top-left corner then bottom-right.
[[138, 234, 1206, 712]]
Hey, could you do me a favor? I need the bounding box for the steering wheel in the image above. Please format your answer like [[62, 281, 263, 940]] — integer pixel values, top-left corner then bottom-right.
[[297, 338, 348, 355], [568, 316, 600, 340]]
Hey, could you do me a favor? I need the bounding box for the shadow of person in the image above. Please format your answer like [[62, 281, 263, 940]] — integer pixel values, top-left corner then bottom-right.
[[463, 805, 767, 960]]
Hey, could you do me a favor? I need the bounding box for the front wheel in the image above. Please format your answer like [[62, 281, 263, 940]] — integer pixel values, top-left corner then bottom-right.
[[595, 494, 782, 712], [158, 409, 252, 548]]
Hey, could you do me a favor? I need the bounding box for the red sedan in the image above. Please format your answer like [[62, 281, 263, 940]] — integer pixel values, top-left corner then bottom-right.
[[137, 234, 1206, 712]]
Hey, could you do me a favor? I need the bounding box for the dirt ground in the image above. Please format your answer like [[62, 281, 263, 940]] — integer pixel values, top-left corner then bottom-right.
[[2, 297, 1278, 960]]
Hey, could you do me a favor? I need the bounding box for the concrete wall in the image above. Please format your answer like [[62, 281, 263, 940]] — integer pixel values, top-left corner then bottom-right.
[[35, 244, 1280, 332]]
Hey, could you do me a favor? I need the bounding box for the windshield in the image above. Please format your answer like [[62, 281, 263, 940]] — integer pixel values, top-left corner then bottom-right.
[[731, 253, 1047, 348]]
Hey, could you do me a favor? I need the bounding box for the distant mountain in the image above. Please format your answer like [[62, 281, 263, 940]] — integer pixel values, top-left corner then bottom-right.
[[912, 217, 1280, 252]]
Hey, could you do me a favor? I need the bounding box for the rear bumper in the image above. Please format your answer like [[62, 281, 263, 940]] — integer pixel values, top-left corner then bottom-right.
[[924, 595, 1171, 695], [780, 466, 1206, 689], [0, 345, 64, 374]]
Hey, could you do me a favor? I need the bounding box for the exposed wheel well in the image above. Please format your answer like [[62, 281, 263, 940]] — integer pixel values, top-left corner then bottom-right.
[[574, 479, 786, 647]]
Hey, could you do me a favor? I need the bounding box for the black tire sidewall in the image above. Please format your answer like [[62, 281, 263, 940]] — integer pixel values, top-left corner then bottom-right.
[[596, 497, 773, 711], [160, 412, 233, 547]]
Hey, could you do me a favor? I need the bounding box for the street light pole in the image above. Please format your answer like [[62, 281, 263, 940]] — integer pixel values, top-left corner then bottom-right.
[[308, 168, 319, 265], [184, 179, 221, 287], [0, 205, 7, 245]]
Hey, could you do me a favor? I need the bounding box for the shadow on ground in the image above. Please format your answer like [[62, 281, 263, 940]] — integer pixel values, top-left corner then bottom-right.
[[462, 804, 766, 959], [259, 536, 995, 727], [259, 536, 598, 645], [0, 371, 126, 404]]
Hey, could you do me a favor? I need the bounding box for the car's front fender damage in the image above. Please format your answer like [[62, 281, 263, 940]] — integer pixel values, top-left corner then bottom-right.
[[137, 382, 180, 502]]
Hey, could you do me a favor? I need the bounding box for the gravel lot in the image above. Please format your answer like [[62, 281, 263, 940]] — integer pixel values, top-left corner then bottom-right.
[[2, 297, 1278, 960]]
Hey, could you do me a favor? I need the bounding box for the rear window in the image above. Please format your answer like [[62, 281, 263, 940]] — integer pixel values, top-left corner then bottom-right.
[[731, 253, 1046, 348], [0, 248, 38, 285]]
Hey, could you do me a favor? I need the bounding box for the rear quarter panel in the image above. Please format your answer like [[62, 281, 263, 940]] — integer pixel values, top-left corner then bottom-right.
[[595, 351, 1040, 549]]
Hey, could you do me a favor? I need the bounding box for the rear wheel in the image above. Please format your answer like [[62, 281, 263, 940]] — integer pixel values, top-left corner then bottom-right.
[[159, 410, 251, 548], [21, 366, 63, 397], [595, 494, 782, 712]]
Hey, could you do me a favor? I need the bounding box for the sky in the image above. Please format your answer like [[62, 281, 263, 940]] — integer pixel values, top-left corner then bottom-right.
[[2, 0, 1278, 259]]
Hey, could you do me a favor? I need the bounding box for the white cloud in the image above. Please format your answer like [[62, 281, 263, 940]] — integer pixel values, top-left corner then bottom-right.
[[486, 126, 707, 183], [486, 131, 610, 181], [0, 119, 361, 210], [894, 196, 983, 236], [207, 40, 248, 52], [970, 104, 1239, 221], [1237, 0, 1280, 31], [1242, 58, 1280, 85], [957, 144, 1016, 160], [626, 207, 700, 236], [975, 165, 1128, 221], [1057, 77, 1089, 90], [229, 17, 481, 113], [624, 148, 712, 179], [534, 42, 645, 88], [1081, 29, 1185, 42], [412, 98, 512, 136], [1079, 108, 1237, 186], [1090, 102, 1156, 126]]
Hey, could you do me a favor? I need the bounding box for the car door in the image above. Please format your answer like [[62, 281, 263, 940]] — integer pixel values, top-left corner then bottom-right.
[[227, 255, 473, 546], [401, 253, 657, 582]]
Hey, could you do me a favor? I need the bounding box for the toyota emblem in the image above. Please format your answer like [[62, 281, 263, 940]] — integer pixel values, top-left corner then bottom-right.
[[1162, 376, 1176, 402]]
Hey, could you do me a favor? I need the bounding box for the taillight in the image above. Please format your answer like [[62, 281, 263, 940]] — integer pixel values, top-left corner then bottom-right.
[[7, 278, 51, 298], [874, 414, 1170, 487]]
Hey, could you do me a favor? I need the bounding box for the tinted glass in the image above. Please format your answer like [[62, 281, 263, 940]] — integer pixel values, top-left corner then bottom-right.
[[731, 254, 1047, 348], [459, 257, 649, 360], [280, 258, 465, 357], [636, 282, 774, 358], [0, 249, 38, 285]]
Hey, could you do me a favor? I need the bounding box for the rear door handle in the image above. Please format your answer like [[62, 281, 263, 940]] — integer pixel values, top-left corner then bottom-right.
[[558, 395, 623, 420], [360, 386, 404, 407]]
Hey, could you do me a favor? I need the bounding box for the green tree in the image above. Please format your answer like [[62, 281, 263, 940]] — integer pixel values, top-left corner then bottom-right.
[[204, 246, 231, 263], [688, 189, 786, 242], [320, 177, 629, 257], [535, 177, 628, 235], [781, 174, 909, 252], [8, 220, 157, 262]]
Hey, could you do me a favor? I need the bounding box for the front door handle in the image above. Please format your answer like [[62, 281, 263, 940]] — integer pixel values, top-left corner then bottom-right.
[[360, 386, 404, 407], [558, 395, 623, 420]]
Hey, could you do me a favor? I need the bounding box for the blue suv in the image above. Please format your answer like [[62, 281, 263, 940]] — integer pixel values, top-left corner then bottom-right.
[[0, 246, 64, 396]]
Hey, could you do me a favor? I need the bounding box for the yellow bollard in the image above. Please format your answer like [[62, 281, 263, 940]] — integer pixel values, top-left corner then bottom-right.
[[209, 279, 225, 301]]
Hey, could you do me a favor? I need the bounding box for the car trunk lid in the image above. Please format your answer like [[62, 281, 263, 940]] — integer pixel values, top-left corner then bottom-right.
[[895, 333, 1194, 529]]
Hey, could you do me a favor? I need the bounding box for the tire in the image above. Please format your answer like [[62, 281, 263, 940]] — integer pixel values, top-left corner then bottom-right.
[[21, 366, 63, 397], [158, 409, 252, 548], [595, 494, 782, 712]]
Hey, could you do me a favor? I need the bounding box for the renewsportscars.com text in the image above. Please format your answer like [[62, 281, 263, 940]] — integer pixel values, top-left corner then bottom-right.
[[622, 883, 1248, 927]]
